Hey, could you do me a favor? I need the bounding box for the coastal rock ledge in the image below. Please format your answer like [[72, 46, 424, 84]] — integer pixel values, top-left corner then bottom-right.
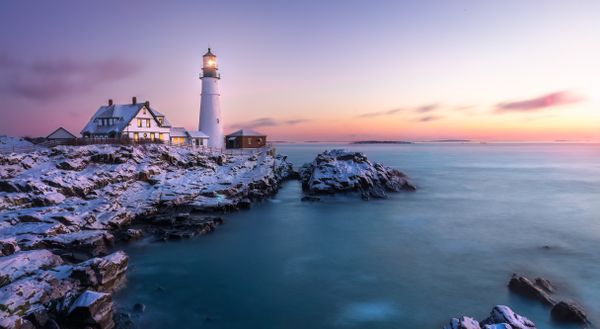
[[299, 149, 415, 199], [0, 143, 296, 328]]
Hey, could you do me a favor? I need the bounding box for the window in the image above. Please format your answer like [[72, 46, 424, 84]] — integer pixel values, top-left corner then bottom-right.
[[257, 138, 263, 143], [143, 133, 148, 139], [248, 138, 252, 145], [133, 132, 139, 141], [159, 133, 164, 140], [146, 119, 151, 128], [137, 119, 142, 127], [143, 108, 147, 115], [150, 133, 155, 141], [158, 118, 163, 125]]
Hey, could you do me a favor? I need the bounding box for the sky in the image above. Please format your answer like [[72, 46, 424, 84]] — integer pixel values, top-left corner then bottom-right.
[[1, 0, 599, 142]]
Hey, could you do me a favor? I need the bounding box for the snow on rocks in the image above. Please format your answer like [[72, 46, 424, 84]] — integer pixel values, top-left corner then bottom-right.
[[0, 251, 126, 328], [442, 316, 480, 329], [0, 143, 294, 327], [299, 149, 415, 199], [443, 305, 535, 329], [481, 305, 536, 329], [0, 144, 293, 253]]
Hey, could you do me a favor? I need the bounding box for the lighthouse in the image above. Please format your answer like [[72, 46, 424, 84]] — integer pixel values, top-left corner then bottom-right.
[[198, 48, 224, 148]]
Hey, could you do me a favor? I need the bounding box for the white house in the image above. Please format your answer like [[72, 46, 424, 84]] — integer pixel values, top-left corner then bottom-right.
[[82, 97, 209, 146]]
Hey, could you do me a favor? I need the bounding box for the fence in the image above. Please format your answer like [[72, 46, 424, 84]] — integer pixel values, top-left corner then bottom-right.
[[0, 138, 274, 156]]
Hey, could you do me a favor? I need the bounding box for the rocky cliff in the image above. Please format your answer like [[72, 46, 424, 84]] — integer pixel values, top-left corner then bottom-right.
[[0, 144, 295, 328]]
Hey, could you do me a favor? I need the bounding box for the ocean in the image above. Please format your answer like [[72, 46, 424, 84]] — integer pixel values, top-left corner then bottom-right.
[[114, 143, 600, 329]]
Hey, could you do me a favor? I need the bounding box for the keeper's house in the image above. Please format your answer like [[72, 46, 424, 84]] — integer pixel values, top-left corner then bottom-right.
[[225, 129, 267, 149], [81, 97, 209, 146]]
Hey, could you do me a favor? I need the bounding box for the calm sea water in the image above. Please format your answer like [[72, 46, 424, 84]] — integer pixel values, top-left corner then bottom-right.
[[114, 143, 600, 329]]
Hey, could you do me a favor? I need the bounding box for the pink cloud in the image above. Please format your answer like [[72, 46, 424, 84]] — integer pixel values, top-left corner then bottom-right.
[[495, 91, 585, 113]]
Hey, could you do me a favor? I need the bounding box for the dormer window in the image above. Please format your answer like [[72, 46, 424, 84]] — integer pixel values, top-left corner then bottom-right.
[[158, 117, 164, 125]]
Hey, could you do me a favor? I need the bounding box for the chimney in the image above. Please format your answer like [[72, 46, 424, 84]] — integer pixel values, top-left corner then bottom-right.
[[132, 96, 137, 104], [144, 101, 150, 108], [108, 99, 113, 106]]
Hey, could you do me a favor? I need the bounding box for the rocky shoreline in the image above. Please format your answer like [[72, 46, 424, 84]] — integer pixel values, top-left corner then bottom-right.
[[9, 146, 568, 329], [0, 144, 297, 328]]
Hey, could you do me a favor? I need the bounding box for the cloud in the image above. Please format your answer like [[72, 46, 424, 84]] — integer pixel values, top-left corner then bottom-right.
[[414, 103, 439, 113], [356, 108, 403, 118], [230, 117, 309, 129], [413, 115, 442, 122], [284, 119, 310, 125], [0, 55, 142, 101], [356, 103, 440, 118], [495, 91, 584, 113]]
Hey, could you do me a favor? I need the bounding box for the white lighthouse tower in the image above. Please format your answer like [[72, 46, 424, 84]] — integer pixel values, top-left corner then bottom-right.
[[198, 48, 224, 148]]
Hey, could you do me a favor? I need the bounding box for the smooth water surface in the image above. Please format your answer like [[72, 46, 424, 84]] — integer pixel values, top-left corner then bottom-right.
[[114, 143, 600, 328]]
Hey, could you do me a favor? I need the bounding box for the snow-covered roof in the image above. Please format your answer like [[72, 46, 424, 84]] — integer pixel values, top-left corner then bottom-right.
[[81, 103, 170, 136], [169, 127, 188, 138], [46, 127, 76, 139], [226, 129, 266, 137], [187, 130, 209, 138]]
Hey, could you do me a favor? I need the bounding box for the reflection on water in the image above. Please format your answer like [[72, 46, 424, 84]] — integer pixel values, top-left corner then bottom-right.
[[115, 143, 600, 329]]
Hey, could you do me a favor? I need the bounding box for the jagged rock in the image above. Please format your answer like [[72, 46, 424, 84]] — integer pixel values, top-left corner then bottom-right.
[[0, 250, 63, 287], [0, 238, 19, 256], [42, 231, 115, 257], [442, 316, 480, 329], [550, 301, 588, 324], [481, 305, 536, 329], [64, 290, 115, 329], [533, 277, 554, 293], [121, 229, 143, 241], [483, 324, 513, 329], [0, 144, 296, 325], [71, 251, 128, 292], [508, 274, 555, 306], [154, 216, 224, 241], [299, 149, 415, 199]]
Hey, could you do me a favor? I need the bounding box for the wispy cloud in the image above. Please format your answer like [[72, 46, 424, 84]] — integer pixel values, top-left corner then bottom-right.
[[0, 54, 142, 101], [356, 108, 404, 118], [230, 117, 310, 129], [413, 115, 443, 122], [414, 103, 439, 113], [356, 103, 442, 118], [495, 90, 584, 113]]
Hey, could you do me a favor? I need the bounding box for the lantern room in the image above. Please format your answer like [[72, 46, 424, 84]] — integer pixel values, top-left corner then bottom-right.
[[201, 48, 219, 79]]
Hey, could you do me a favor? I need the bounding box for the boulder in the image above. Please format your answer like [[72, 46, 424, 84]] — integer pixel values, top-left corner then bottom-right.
[[508, 274, 555, 306], [481, 305, 536, 329], [0, 250, 63, 287], [71, 251, 128, 292], [0, 238, 19, 256], [443, 316, 480, 329], [299, 149, 415, 199], [533, 277, 554, 293], [550, 301, 588, 324], [65, 290, 115, 329]]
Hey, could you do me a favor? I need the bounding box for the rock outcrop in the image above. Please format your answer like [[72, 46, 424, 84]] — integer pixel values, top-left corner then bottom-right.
[[550, 301, 588, 324], [299, 149, 415, 199], [444, 305, 535, 329], [508, 274, 555, 306], [0, 144, 295, 328]]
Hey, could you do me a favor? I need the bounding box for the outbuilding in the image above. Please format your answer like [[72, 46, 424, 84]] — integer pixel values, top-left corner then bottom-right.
[[46, 127, 77, 141], [225, 129, 267, 149]]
